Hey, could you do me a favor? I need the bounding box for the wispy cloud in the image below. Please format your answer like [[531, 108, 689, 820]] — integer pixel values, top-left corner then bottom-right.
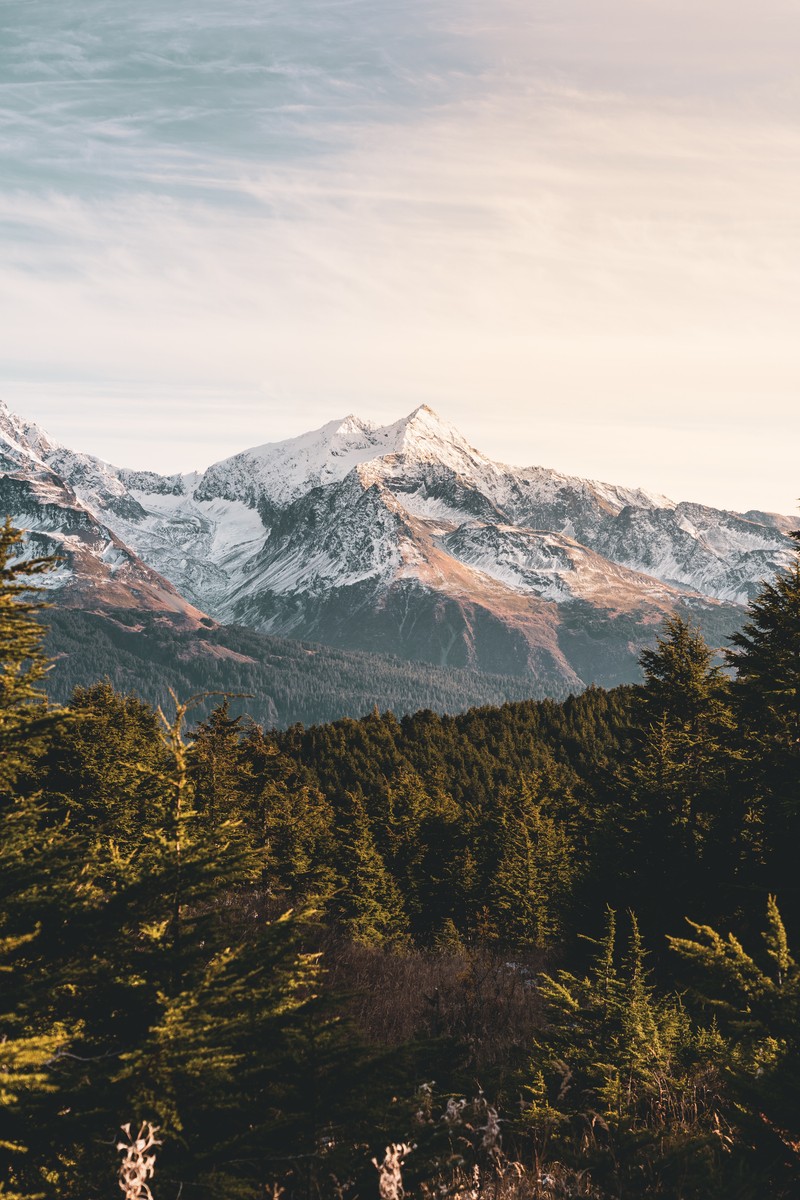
[[0, 0, 798, 511]]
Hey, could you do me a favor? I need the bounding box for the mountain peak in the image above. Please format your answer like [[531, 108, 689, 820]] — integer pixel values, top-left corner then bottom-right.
[[376, 405, 484, 469], [0, 399, 54, 468], [331, 413, 375, 439], [398, 403, 453, 432]]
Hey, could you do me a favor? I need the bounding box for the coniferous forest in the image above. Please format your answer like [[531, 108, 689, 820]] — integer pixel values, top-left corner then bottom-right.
[[2, 515, 800, 1200]]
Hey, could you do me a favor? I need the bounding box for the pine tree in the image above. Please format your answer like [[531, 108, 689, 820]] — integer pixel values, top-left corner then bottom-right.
[[726, 530, 800, 922], [669, 897, 800, 1187], [727, 529, 800, 752], [619, 617, 740, 933], [639, 615, 726, 730], [527, 909, 721, 1194], [0, 523, 76, 1197], [0, 795, 75, 1200], [0, 519, 62, 792], [238, 725, 336, 901], [36, 682, 165, 836], [21, 692, 324, 1199], [331, 792, 409, 947], [489, 782, 574, 951], [189, 699, 246, 822]]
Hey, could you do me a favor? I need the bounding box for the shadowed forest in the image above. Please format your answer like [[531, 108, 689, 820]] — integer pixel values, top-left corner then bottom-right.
[[2, 517, 800, 1199]]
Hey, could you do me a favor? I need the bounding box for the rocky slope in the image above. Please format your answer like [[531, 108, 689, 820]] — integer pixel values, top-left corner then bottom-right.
[[1, 399, 794, 692]]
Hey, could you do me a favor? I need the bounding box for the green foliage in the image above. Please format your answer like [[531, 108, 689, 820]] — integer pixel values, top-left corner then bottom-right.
[[93, 695, 322, 1197], [639, 615, 726, 729], [725, 535, 800, 930], [331, 792, 409, 947], [0, 519, 63, 793], [237, 724, 337, 901], [0, 523, 74, 1198], [0, 798, 74, 1200], [488, 777, 576, 949], [525, 909, 728, 1196], [36, 682, 164, 836], [612, 616, 746, 937], [727, 531, 800, 750], [669, 897, 800, 1187], [2, 516, 800, 1197]]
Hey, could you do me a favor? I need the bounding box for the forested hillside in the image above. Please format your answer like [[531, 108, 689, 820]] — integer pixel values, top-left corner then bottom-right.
[[41, 607, 557, 726], [2, 516, 800, 1199]]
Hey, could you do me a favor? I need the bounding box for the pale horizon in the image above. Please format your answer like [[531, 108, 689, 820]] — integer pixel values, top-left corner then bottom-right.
[[1, 1, 798, 517]]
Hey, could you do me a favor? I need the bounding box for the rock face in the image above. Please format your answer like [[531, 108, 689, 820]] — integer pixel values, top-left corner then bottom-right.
[[1, 399, 795, 690]]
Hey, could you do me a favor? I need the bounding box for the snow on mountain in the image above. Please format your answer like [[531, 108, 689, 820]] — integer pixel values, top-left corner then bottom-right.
[[0, 401, 206, 619], [442, 523, 677, 606], [193, 406, 498, 512], [1, 397, 795, 689]]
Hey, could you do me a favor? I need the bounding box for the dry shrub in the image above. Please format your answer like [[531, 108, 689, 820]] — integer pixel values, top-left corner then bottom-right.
[[324, 941, 544, 1071], [428, 1159, 603, 1200]]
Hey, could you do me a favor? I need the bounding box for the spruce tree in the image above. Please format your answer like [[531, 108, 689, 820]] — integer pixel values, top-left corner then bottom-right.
[[0, 795, 76, 1200], [726, 530, 800, 921], [36, 682, 165, 836], [727, 529, 800, 751], [238, 725, 337, 901], [639, 615, 726, 730], [527, 909, 722, 1195], [20, 692, 323, 1199], [0, 522, 77, 1197], [331, 792, 409, 946], [669, 897, 800, 1188], [489, 779, 575, 951], [620, 616, 740, 933], [189, 699, 246, 822], [0, 518, 62, 792]]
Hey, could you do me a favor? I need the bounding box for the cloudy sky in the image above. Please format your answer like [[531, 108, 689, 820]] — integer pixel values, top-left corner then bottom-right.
[[1, 0, 798, 514]]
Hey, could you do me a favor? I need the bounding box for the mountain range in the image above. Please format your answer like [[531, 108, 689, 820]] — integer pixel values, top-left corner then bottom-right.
[[1, 399, 795, 717]]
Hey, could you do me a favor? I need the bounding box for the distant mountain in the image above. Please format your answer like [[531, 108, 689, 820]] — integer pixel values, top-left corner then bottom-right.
[[1, 399, 795, 696]]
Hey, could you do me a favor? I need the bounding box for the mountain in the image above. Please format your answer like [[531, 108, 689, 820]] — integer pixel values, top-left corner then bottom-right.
[[0, 401, 559, 723], [0, 403, 204, 620], [1, 399, 795, 698]]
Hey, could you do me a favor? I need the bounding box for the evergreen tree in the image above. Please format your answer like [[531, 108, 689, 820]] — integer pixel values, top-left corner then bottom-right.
[[331, 792, 409, 946], [727, 529, 800, 751], [0, 519, 62, 792], [189, 698, 246, 822], [669, 897, 800, 1189], [639, 615, 726, 730], [0, 794, 75, 1200], [0, 524, 76, 1197], [239, 725, 337, 901], [526, 909, 725, 1196], [36, 682, 165, 836], [619, 617, 740, 933], [16, 693, 323, 1199], [380, 766, 459, 933], [726, 530, 800, 922], [489, 778, 575, 951]]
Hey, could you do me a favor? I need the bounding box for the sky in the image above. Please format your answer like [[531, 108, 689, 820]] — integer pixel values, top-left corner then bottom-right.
[[0, 0, 798, 515]]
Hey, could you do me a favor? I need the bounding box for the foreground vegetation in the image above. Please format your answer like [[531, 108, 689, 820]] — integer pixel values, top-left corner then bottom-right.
[[1, 516, 799, 1198]]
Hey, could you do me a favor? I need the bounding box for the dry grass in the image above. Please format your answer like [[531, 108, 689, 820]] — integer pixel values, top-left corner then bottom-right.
[[323, 942, 545, 1071]]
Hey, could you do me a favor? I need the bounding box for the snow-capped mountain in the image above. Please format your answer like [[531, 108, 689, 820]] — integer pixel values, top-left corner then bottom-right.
[[1, 399, 795, 690], [0, 402, 204, 620]]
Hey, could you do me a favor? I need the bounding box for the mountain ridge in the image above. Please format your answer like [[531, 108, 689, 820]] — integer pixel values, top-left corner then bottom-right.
[[1, 398, 794, 694]]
